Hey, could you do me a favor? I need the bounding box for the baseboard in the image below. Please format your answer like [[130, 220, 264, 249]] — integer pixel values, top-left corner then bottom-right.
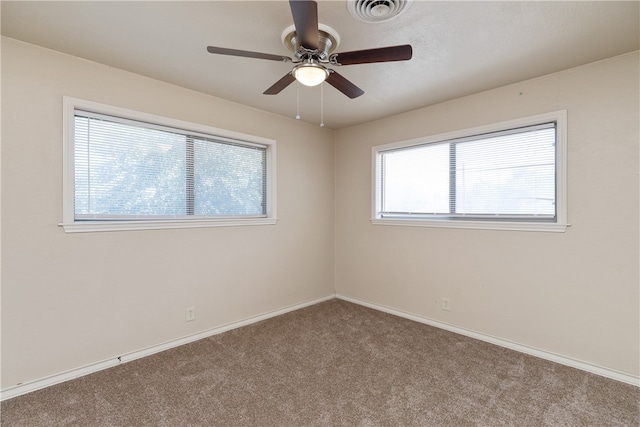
[[0, 294, 336, 402], [4, 292, 636, 401], [336, 294, 640, 387]]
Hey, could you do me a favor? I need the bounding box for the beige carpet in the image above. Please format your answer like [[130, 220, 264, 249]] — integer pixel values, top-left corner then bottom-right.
[[2, 299, 638, 426]]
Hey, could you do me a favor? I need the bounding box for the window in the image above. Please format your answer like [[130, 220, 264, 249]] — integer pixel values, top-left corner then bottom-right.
[[372, 111, 567, 232], [62, 97, 276, 232]]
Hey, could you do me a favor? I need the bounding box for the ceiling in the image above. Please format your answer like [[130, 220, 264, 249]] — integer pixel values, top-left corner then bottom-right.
[[2, 1, 639, 129]]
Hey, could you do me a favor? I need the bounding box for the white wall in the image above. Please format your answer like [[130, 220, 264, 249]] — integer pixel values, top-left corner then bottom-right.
[[1, 37, 335, 389], [335, 52, 639, 377]]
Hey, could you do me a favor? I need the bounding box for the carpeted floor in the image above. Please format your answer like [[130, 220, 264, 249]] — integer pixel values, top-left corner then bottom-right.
[[2, 299, 639, 426]]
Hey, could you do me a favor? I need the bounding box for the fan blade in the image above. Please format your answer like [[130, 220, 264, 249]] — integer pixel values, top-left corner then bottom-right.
[[289, 0, 319, 50], [207, 46, 291, 62], [331, 45, 413, 65], [263, 73, 296, 95], [326, 71, 364, 99]]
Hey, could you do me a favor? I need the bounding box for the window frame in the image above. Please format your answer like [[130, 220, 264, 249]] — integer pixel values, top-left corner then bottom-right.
[[371, 110, 568, 232], [61, 97, 277, 233]]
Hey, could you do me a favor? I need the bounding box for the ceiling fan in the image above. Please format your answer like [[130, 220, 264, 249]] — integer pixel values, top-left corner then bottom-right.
[[206, 0, 412, 99]]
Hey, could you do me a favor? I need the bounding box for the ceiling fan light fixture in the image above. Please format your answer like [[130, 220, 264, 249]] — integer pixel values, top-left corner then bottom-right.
[[293, 63, 329, 87]]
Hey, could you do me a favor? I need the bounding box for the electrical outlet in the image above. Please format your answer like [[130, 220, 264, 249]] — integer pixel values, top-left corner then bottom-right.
[[442, 298, 450, 311], [186, 307, 196, 322]]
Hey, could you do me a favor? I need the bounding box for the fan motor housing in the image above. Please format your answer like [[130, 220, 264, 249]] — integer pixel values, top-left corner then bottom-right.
[[281, 24, 340, 61]]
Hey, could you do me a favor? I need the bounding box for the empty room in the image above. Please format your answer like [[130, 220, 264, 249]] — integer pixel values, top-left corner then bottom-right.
[[1, 0, 638, 425]]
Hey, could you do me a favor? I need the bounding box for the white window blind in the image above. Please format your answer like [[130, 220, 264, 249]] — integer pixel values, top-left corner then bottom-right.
[[372, 110, 567, 232], [73, 111, 267, 220], [453, 125, 555, 218], [380, 123, 555, 220]]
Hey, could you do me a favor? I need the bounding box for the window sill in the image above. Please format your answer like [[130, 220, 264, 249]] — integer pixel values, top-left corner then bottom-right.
[[60, 218, 278, 233], [370, 218, 568, 233]]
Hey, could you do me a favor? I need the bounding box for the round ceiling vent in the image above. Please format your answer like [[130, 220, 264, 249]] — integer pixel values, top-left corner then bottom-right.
[[347, 0, 413, 23]]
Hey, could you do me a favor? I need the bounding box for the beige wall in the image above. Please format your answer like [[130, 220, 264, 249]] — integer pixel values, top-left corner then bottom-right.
[[1, 37, 335, 389], [335, 51, 639, 376], [2, 35, 639, 390]]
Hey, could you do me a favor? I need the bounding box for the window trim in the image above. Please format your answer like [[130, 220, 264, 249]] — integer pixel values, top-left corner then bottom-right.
[[61, 97, 277, 233], [371, 110, 568, 232]]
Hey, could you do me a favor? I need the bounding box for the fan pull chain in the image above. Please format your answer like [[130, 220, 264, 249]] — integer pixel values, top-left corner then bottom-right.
[[296, 82, 301, 120], [320, 82, 325, 127]]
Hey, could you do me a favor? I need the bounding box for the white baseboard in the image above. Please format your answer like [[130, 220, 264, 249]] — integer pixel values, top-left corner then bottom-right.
[[3, 292, 637, 402], [0, 294, 335, 402], [336, 293, 640, 387]]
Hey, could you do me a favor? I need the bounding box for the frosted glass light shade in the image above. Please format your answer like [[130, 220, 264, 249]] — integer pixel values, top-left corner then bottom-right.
[[293, 64, 329, 87]]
